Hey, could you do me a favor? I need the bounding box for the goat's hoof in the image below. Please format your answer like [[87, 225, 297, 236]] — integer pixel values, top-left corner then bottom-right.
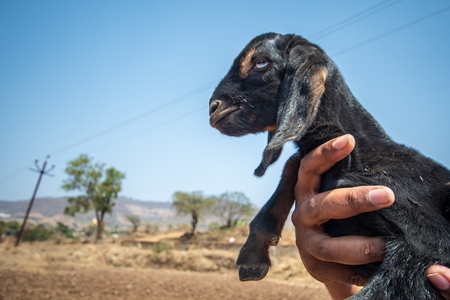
[[238, 264, 270, 281]]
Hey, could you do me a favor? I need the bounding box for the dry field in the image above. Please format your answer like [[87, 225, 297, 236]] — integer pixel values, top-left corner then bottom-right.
[[0, 229, 330, 300]]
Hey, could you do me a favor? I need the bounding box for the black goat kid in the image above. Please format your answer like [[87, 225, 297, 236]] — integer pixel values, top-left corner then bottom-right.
[[208, 33, 450, 299]]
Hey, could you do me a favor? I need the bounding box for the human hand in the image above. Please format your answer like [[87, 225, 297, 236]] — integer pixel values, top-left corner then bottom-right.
[[291, 134, 395, 298], [427, 265, 450, 300], [291, 134, 450, 299]]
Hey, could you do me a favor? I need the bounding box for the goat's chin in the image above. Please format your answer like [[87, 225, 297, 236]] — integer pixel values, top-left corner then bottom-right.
[[214, 121, 261, 137], [211, 112, 266, 137], [215, 127, 249, 137]]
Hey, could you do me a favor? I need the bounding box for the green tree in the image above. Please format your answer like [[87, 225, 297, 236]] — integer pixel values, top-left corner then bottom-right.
[[62, 154, 125, 242], [172, 191, 212, 235], [212, 191, 253, 228]]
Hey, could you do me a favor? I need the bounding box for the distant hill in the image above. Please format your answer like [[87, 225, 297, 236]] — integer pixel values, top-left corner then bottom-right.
[[0, 197, 193, 230]]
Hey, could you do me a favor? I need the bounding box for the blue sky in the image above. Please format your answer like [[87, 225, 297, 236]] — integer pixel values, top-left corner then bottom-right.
[[1, 0, 449, 207]]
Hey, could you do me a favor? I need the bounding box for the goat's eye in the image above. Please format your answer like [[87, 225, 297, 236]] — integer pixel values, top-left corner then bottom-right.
[[254, 59, 269, 69]]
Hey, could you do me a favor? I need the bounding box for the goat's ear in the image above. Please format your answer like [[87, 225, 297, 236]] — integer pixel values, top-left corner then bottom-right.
[[254, 131, 282, 177], [270, 52, 328, 149], [256, 43, 328, 175]]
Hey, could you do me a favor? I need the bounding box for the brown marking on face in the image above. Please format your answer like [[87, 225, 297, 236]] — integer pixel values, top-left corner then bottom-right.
[[309, 67, 328, 100], [240, 47, 257, 78], [304, 67, 328, 130], [264, 124, 277, 131]]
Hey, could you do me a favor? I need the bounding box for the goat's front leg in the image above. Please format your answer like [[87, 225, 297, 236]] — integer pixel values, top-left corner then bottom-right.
[[237, 153, 301, 281]]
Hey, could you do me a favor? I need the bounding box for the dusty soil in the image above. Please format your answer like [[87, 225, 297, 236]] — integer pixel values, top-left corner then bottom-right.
[[0, 230, 330, 300]]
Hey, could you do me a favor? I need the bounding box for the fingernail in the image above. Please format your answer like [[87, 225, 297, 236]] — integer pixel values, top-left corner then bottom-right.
[[369, 188, 393, 206], [427, 273, 450, 291], [333, 135, 350, 150]]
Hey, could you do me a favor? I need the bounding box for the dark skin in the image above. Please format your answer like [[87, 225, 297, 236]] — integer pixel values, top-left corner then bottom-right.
[[292, 134, 450, 300]]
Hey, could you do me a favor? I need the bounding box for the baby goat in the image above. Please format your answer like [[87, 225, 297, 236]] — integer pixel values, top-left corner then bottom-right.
[[208, 33, 450, 299]]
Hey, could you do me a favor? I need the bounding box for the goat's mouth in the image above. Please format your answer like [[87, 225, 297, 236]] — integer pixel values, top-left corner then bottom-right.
[[209, 105, 240, 128]]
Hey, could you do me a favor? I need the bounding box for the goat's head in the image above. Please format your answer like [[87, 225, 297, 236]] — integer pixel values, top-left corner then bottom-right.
[[209, 33, 330, 176]]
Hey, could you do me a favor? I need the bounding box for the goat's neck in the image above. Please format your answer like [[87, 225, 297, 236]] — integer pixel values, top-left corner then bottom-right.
[[297, 70, 391, 156]]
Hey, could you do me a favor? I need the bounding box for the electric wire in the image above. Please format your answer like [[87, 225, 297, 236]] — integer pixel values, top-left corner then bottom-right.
[[37, 1, 407, 160], [1, 3, 448, 196], [308, 0, 402, 40], [45, 4, 450, 161], [332, 5, 450, 57], [0, 83, 216, 187], [49, 80, 218, 157], [88, 106, 206, 155]]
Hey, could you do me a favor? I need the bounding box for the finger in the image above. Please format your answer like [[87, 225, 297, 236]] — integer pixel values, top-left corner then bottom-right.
[[299, 251, 368, 286], [298, 228, 386, 265], [295, 134, 355, 200], [427, 265, 450, 299], [298, 186, 395, 227]]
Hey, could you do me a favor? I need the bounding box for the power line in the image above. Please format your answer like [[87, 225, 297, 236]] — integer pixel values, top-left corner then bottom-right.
[[16, 2, 404, 161], [2, 4, 448, 196], [45, 3, 404, 158], [45, 3, 450, 171], [88, 106, 206, 154], [332, 5, 450, 57], [45, 3, 402, 159], [48, 4, 450, 159], [0, 106, 208, 193], [0, 81, 216, 187], [309, 0, 402, 41], [49, 80, 217, 156]]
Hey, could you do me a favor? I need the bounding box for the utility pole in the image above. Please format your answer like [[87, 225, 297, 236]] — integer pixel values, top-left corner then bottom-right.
[[15, 156, 55, 247]]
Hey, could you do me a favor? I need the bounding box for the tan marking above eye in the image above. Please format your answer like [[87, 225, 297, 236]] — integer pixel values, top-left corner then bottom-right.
[[239, 47, 256, 78]]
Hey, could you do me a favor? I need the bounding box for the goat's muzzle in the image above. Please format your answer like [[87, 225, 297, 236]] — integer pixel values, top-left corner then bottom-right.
[[209, 99, 239, 128], [209, 99, 221, 116]]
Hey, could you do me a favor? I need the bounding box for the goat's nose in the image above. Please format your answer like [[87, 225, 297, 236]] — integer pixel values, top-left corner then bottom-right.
[[209, 99, 222, 116]]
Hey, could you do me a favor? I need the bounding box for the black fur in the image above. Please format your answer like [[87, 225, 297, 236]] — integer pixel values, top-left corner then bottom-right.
[[208, 33, 450, 299]]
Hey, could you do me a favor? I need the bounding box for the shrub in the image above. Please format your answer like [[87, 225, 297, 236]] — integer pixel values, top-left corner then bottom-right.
[[152, 242, 173, 254], [55, 222, 75, 238], [145, 222, 160, 235], [23, 224, 54, 242]]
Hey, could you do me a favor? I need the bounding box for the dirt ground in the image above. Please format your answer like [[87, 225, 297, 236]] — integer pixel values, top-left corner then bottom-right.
[[0, 231, 331, 300]]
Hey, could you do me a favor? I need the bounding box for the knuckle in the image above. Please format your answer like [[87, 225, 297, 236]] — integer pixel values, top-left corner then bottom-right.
[[303, 196, 321, 221], [299, 153, 321, 176], [362, 239, 384, 262], [315, 239, 336, 261], [298, 159, 312, 178], [344, 189, 362, 210]]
